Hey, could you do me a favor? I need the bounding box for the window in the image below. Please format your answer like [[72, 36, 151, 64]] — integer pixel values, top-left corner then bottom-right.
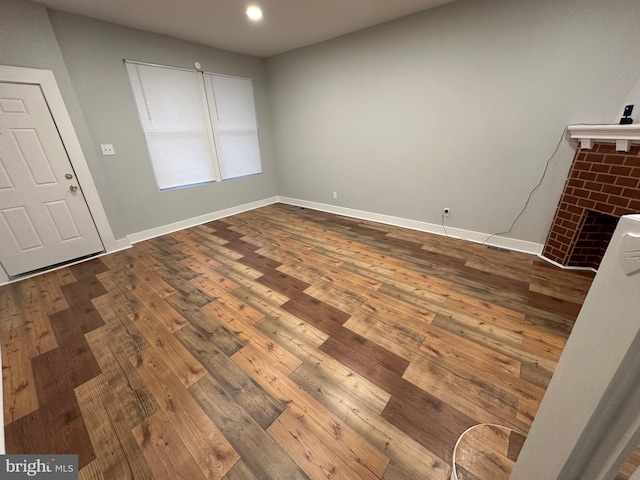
[[125, 61, 262, 190], [204, 73, 262, 180]]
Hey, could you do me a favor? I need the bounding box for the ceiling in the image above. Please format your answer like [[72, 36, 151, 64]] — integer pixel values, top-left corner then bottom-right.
[[31, 0, 458, 58]]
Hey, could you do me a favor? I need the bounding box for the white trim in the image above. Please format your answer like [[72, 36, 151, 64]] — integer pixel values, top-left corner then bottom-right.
[[127, 196, 278, 244], [0, 243, 132, 287], [277, 196, 544, 256], [0, 65, 119, 254], [568, 124, 640, 152], [537, 254, 598, 273], [114, 238, 132, 250]]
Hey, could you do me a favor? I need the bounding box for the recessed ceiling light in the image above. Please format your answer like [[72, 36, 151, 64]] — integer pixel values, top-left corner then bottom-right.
[[246, 5, 263, 21]]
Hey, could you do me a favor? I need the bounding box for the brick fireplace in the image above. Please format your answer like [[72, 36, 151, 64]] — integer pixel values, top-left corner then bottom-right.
[[543, 141, 640, 269]]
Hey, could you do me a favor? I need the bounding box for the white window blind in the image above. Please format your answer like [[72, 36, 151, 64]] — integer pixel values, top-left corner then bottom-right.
[[126, 62, 218, 190], [205, 74, 262, 180], [125, 61, 262, 190]]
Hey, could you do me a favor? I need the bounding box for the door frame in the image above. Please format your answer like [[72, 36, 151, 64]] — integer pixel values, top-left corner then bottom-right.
[[0, 65, 120, 282]]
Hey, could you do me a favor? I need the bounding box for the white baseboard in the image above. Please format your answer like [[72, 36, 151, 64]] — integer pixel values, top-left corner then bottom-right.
[[537, 254, 598, 273], [126, 196, 279, 244], [277, 196, 544, 256], [0, 244, 132, 287], [114, 237, 132, 250], [0, 198, 278, 286], [0, 195, 591, 288]]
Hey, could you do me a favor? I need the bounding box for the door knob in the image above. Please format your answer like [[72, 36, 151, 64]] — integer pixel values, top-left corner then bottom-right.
[[65, 173, 73, 179], [70, 185, 78, 192]]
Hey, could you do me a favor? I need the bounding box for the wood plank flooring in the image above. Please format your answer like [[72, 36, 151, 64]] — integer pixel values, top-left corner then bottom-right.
[[1, 203, 599, 479], [453, 424, 526, 480]]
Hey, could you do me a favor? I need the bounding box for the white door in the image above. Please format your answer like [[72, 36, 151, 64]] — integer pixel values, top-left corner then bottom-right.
[[0, 82, 103, 277]]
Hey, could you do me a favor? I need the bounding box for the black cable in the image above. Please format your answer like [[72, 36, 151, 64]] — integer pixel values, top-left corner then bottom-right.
[[480, 124, 576, 245], [441, 123, 604, 246]]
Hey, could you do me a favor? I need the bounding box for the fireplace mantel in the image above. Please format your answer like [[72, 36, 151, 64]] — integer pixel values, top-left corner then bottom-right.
[[568, 124, 640, 152]]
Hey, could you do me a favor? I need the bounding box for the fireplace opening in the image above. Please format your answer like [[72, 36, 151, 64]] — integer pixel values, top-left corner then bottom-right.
[[568, 211, 619, 270]]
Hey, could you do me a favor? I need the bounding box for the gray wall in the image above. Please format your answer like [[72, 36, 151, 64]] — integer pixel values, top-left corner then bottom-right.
[[5, 0, 640, 244], [0, 0, 125, 238], [48, 11, 278, 238], [267, 0, 640, 243]]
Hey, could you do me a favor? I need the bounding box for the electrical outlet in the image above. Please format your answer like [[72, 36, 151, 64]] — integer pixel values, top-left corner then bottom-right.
[[443, 207, 450, 217], [333, 192, 338, 199], [100, 144, 115, 156]]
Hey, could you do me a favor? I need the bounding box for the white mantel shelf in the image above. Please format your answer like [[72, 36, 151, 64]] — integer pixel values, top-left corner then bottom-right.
[[568, 124, 640, 152]]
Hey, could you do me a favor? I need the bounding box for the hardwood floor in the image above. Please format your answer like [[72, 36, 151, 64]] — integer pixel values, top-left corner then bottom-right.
[[1, 203, 597, 479], [452, 424, 526, 480]]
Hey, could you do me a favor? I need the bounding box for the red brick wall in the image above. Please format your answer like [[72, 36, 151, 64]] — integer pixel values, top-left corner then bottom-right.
[[543, 143, 640, 267]]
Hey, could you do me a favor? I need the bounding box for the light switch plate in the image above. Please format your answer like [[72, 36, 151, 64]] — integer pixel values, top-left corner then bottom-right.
[[100, 144, 115, 156]]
